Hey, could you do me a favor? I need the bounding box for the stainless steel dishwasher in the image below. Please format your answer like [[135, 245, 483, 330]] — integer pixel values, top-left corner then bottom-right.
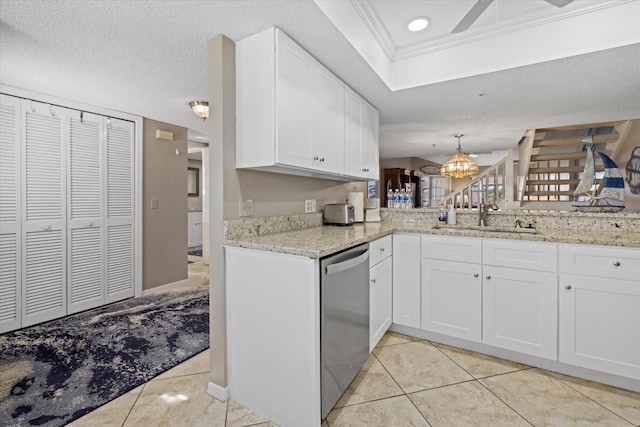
[[320, 243, 370, 419]]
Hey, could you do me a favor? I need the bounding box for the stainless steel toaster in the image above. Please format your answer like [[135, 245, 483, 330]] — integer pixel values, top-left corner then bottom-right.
[[323, 204, 355, 226]]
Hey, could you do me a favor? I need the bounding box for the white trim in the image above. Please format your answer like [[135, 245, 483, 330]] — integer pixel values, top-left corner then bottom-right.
[[207, 381, 229, 402], [1, 84, 144, 299], [141, 278, 190, 296]]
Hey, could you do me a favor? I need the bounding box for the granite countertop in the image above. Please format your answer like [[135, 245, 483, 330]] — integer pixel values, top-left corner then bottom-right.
[[224, 221, 640, 258]]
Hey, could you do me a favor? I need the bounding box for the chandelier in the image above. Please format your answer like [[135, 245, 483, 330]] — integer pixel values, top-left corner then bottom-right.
[[440, 134, 479, 178]]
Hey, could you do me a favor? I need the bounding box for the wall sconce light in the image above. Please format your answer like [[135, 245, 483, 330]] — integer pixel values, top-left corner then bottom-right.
[[189, 101, 209, 120]]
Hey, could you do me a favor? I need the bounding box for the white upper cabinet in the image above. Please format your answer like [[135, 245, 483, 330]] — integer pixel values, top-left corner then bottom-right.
[[237, 27, 377, 181], [344, 86, 379, 180]]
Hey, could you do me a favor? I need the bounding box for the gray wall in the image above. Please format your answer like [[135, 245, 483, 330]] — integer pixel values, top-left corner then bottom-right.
[[142, 118, 188, 290]]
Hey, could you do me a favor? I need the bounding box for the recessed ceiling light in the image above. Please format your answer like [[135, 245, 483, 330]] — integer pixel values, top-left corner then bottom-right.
[[408, 17, 430, 32]]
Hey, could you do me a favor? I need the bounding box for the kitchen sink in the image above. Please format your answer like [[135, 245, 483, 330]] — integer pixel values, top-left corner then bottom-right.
[[432, 224, 538, 234]]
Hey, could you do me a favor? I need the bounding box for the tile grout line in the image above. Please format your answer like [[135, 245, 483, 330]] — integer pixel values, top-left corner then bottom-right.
[[475, 377, 535, 427], [543, 372, 638, 426], [120, 382, 147, 427]]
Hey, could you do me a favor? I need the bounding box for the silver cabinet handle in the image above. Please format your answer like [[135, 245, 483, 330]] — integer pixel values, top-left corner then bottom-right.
[[371, 278, 376, 284], [565, 285, 572, 290], [313, 156, 319, 160], [362, 168, 369, 172], [320, 157, 325, 162], [613, 261, 621, 267], [485, 275, 491, 280], [380, 247, 385, 252], [84, 221, 93, 227], [473, 273, 479, 278], [41, 224, 51, 230]]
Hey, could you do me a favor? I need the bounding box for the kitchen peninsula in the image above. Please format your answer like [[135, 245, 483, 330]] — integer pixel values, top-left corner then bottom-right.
[[224, 209, 640, 427]]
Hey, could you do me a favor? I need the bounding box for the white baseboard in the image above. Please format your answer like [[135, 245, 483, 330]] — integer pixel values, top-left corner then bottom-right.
[[207, 381, 229, 401], [142, 278, 190, 296]]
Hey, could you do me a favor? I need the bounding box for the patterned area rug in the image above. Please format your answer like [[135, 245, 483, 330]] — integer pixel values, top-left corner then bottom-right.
[[188, 249, 203, 257], [0, 287, 209, 427]]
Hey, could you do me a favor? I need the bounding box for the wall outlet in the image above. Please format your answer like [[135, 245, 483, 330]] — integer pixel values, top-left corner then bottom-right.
[[239, 198, 254, 217], [305, 199, 316, 213]]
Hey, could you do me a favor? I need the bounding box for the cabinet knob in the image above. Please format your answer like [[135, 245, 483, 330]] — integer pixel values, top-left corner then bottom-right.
[[320, 157, 325, 162], [379, 247, 384, 252], [485, 275, 491, 280], [371, 278, 376, 284], [613, 261, 621, 267], [473, 273, 479, 278], [41, 224, 51, 231], [362, 168, 369, 172], [565, 285, 572, 290], [313, 156, 319, 161], [84, 221, 93, 227]]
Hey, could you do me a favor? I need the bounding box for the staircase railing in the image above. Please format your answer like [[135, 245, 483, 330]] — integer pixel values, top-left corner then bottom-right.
[[439, 156, 508, 210]]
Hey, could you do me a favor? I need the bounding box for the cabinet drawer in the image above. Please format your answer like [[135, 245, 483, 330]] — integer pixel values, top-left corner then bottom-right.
[[559, 244, 640, 281], [421, 234, 481, 264], [483, 239, 557, 272], [369, 235, 392, 268]]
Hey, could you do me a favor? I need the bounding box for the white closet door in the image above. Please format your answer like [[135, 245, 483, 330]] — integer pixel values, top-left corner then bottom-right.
[[105, 117, 134, 303], [67, 111, 104, 313], [0, 95, 22, 333], [22, 100, 67, 326]]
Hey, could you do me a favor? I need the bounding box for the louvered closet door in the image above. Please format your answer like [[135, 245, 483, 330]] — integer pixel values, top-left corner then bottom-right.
[[105, 118, 134, 303], [22, 100, 67, 327], [0, 95, 22, 333], [67, 111, 104, 313]]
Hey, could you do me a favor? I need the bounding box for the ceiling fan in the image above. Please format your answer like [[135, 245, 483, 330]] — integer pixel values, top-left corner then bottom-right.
[[452, 0, 574, 33]]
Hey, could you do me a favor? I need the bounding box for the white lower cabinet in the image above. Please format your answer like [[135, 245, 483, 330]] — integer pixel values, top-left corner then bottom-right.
[[420, 235, 482, 342], [370, 256, 392, 352], [188, 211, 203, 248], [392, 234, 421, 328], [558, 244, 640, 380], [421, 259, 482, 342], [482, 265, 558, 359]]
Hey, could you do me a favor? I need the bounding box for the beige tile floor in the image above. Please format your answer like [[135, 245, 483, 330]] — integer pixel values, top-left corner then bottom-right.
[[69, 259, 640, 427]]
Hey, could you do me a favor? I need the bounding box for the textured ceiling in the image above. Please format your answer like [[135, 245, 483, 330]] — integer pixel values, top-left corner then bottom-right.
[[1, 0, 639, 165]]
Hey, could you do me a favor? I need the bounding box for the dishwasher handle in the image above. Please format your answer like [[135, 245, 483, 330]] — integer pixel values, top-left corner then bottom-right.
[[325, 249, 369, 275]]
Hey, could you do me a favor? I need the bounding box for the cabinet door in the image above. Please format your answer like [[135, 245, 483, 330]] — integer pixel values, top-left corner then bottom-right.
[[0, 94, 21, 333], [370, 256, 392, 352], [360, 98, 379, 180], [22, 100, 67, 327], [105, 118, 135, 303], [344, 87, 378, 180], [67, 111, 104, 314], [275, 30, 314, 169], [483, 265, 557, 359], [392, 234, 421, 328], [312, 65, 344, 174], [559, 274, 640, 380], [421, 259, 482, 342]]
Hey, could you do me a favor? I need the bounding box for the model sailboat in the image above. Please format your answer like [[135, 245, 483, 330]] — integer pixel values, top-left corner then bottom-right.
[[572, 144, 625, 212]]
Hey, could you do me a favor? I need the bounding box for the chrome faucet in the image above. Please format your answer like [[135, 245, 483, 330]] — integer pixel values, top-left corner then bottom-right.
[[479, 203, 489, 227], [479, 199, 498, 227]]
